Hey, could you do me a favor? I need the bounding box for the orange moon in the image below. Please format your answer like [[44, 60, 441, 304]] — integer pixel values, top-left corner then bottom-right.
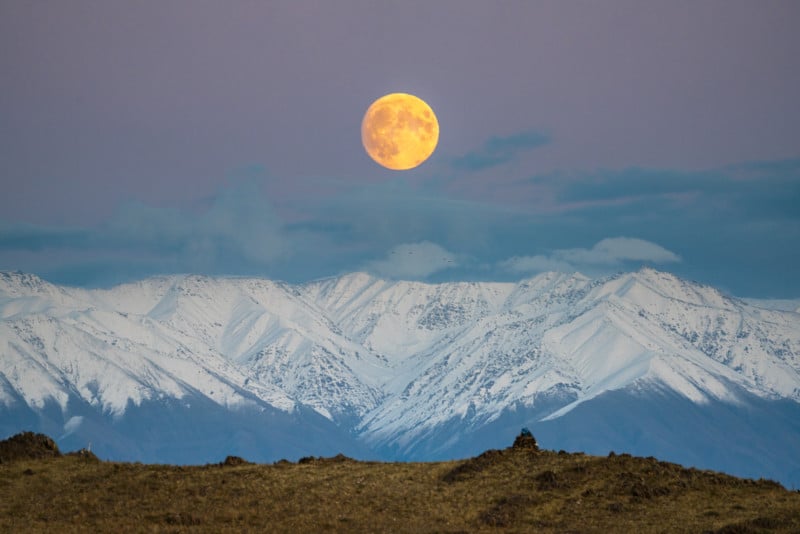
[[361, 93, 439, 170]]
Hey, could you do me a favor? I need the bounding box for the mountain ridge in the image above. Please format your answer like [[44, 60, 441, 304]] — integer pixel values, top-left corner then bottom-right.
[[1, 268, 799, 485]]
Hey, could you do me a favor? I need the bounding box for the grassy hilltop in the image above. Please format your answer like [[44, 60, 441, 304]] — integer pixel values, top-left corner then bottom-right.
[[1, 432, 798, 533]]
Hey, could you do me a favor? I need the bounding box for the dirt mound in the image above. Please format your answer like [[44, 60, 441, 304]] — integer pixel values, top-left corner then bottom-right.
[[442, 449, 506, 483], [0, 432, 61, 463], [443, 430, 542, 483], [220, 456, 250, 467]]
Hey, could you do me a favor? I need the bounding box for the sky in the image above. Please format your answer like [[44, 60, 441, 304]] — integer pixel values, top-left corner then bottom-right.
[[1, 1, 799, 297]]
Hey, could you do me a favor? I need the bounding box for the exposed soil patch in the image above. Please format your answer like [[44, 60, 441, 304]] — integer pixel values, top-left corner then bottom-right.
[[441, 448, 505, 483], [479, 494, 534, 527]]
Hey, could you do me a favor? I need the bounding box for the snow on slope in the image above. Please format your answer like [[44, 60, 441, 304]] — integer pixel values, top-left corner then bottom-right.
[[300, 272, 512, 362], [312, 269, 799, 448], [742, 298, 800, 313], [0, 272, 296, 415], [135, 275, 388, 420], [1, 268, 799, 449], [350, 273, 590, 445]]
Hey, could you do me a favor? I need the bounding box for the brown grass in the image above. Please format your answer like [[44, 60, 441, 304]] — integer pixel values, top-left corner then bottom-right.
[[1, 436, 798, 532]]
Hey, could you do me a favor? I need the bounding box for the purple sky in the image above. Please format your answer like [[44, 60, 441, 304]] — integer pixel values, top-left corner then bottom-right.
[[1, 1, 799, 296]]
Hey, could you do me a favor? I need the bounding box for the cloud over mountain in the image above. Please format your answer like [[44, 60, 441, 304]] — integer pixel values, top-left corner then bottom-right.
[[500, 237, 681, 275], [365, 241, 459, 279]]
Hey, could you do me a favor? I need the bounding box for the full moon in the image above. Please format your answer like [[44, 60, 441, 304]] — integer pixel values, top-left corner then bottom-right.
[[361, 93, 439, 170]]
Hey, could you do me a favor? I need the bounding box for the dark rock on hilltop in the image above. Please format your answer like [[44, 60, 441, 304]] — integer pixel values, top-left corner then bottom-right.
[[512, 428, 539, 451], [0, 431, 61, 463]]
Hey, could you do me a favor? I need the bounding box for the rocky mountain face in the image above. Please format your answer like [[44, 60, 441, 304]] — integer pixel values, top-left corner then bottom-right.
[[1, 269, 799, 486]]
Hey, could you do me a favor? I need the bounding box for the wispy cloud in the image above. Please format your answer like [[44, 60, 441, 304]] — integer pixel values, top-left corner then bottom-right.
[[106, 181, 287, 265], [550, 159, 800, 218], [0, 180, 291, 285], [452, 130, 550, 171], [500, 237, 681, 275]]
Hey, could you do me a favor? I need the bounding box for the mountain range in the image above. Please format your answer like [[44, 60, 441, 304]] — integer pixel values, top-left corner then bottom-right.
[[1, 268, 799, 487]]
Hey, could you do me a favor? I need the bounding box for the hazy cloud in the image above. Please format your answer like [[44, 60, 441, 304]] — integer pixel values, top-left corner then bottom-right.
[[0, 180, 289, 285], [0, 223, 90, 251], [105, 181, 287, 265], [550, 159, 800, 220], [500, 237, 681, 275], [365, 241, 458, 280], [1, 157, 798, 296], [307, 178, 513, 251], [498, 255, 574, 274], [452, 130, 550, 171]]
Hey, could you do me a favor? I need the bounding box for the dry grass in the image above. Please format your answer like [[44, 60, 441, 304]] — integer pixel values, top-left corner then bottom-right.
[[1, 437, 799, 532]]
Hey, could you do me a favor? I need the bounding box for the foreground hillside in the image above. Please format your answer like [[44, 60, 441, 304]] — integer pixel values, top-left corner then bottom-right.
[[1, 433, 798, 533]]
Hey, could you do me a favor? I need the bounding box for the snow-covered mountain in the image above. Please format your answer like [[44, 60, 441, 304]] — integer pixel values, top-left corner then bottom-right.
[[1, 269, 799, 486], [743, 297, 800, 313]]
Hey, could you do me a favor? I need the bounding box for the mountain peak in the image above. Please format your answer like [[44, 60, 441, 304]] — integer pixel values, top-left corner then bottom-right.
[[0, 271, 51, 295]]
